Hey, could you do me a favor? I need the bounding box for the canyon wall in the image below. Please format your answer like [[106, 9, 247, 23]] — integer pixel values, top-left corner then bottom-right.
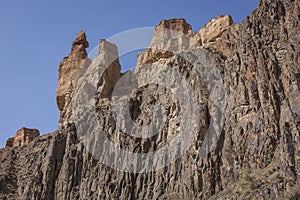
[[0, 0, 299, 199]]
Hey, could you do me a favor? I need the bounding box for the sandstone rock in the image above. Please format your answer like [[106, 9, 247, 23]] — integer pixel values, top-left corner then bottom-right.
[[5, 127, 40, 148], [155, 18, 192, 35], [1, 0, 300, 199], [56, 31, 89, 128], [97, 39, 122, 98], [196, 15, 233, 45], [72, 31, 89, 48], [5, 137, 14, 147], [136, 49, 174, 66], [137, 18, 193, 66]]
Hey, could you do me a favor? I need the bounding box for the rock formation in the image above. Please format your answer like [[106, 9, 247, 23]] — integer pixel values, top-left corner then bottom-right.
[[195, 15, 233, 45], [96, 39, 122, 98], [5, 127, 40, 148], [155, 18, 192, 35], [137, 18, 192, 66], [0, 0, 300, 199], [56, 30, 90, 128]]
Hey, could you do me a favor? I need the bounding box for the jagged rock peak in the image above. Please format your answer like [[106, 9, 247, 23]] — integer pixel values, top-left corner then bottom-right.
[[56, 31, 90, 128], [97, 39, 122, 98], [72, 30, 89, 48], [155, 18, 192, 35]]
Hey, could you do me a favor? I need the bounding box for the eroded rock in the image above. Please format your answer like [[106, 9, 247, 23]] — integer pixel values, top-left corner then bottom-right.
[[56, 31, 89, 128], [1, 0, 300, 199], [137, 18, 193, 66], [5, 127, 40, 148], [197, 15, 233, 45]]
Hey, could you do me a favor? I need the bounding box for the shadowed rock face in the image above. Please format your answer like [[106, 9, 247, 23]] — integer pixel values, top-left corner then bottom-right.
[[97, 39, 122, 98], [1, 0, 300, 199]]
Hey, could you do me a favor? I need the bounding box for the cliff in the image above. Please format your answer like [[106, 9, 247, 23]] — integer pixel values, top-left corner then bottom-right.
[[0, 0, 299, 199]]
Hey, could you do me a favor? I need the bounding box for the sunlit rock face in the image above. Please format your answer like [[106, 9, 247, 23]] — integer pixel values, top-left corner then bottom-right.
[[5, 127, 40, 148], [56, 31, 89, 128], [1, 0, 300, 199]]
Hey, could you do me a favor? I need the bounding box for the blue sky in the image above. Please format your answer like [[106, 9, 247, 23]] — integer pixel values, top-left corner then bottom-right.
[[0, 0, 259, 147]]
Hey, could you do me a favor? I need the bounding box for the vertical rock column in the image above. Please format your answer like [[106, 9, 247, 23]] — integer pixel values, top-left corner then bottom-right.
[[56, 31, 89, 128], [97, 39, 122, 98]]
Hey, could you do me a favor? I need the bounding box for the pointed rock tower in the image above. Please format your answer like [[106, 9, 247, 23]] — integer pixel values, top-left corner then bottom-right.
[[56, 31, 89, 128]]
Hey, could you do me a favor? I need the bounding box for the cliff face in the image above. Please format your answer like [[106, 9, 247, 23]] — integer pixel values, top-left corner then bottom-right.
[[1, 0, 300, 199]]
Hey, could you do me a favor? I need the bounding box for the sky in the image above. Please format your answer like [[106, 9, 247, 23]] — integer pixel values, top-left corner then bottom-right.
[[0, 0, 259, 147]]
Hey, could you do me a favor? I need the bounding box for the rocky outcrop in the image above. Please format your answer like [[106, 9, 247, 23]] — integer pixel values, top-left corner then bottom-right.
[[194, 15, 233, 45], [137, 18, 192, 66], [5, 127, 40, 148], [97, 39, 122, 98], [155, 18, 192, 35], [5, 138, 14, 147], [0, 131, 65, 199], [1, 0, 300, 199], [56, 31, 90, 128]]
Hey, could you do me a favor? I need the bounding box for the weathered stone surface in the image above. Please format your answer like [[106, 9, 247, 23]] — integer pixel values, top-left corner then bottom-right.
[[196, 15, 233, 45], [5, 127, 40, 148], [137, 18, 192, 66], [0, 131, 65, 200], [1, 0, 300, 199], [5, 138, 14, 147], [56, 31, 89, 128], [97, 39, 122, 98], [208, 0, 300, 198], [156, 18, 192, 35]]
